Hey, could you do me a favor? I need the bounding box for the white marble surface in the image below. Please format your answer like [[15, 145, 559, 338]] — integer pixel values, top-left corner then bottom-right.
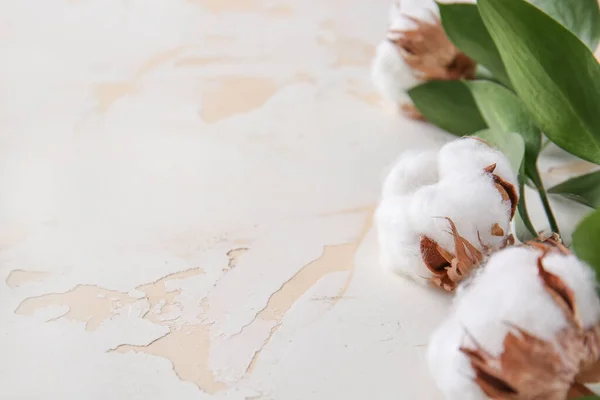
[[0, 0, 595, 399]]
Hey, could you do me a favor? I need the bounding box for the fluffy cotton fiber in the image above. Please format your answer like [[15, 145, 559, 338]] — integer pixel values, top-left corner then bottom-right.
[[376, 137, 518, 287], [371, 0, 439, 107], [427, 246, 600, 399]]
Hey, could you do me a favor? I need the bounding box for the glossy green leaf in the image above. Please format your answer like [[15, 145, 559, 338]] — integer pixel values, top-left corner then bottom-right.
[[573, 209, 600, 276], [529, 0, 600, 50], [468, 81, 542, 177], [407, 81, 487, 136], [437, 3, 510, 86], [548, 170, 600, 208], [478, 0, 600, 165]]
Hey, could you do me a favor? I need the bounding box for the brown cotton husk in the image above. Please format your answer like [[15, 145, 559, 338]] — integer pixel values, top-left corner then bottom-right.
[[461, 325, 580, 400], [532, 241, 600, 384], [484, 163, 518, 219], [491, 223, 505, 237], [567, 382, 594, 399], [420, 218, 485, 292], [460, 250, 600, 399], [503, 234, 515, 247], [389, 13, 475, 82], [526, 233, 570, 256], [537, 257, 580, 328]]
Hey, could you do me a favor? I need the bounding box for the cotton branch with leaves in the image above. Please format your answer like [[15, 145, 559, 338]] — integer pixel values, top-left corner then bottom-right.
[[373, 0, 600, 399]]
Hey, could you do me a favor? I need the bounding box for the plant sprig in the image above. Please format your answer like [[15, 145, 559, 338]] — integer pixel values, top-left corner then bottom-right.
[[407, 0, 600, 277]]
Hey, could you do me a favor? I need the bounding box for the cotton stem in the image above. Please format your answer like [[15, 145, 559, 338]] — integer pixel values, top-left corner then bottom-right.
[[529, 166, 560, 235]]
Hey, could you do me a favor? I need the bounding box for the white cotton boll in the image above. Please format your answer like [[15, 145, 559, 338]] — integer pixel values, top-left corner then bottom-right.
[[438, 137, 517, 188], [376, 195, 426, 282], [376, 172, 511, 286], [454, 247, 569, 347], [376, 145, 514, 286], [388, 0, 439, 33], [541, 252, 600, 329], [428, 316, 488, 400], [381, 149, 439, 198], [427, 246, 600, 399], [409, 172, 512, 255], [376, 149, 439, 283], [371, 40, 419, 106]]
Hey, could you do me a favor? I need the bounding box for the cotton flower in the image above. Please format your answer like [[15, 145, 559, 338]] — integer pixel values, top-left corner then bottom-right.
[[371, 0, 476, 117], [376, 137, 518, 291], [428, 243, 600, 399], [438, 137, 519, 217]]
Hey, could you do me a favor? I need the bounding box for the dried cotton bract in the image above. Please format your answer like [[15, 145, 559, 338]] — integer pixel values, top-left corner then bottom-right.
[[376, 137, 518, 291], [428, 244, 600, 399], [371, 0, 476, 117]]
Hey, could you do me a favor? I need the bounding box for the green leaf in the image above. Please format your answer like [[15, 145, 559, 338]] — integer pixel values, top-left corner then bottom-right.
[[468, 81, 542, 177], [548, 170, 600, 208], [529, 0, 600, 50], [474, 128, 524, 173], [407, 81, 487, 136], [474, 65, 504, 85], [437, 3, 510, 86], [467, 81, 559, 235], [573, 209, 600, 276], [474, 128, 537, 239], [478, 0, 600, 165]]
